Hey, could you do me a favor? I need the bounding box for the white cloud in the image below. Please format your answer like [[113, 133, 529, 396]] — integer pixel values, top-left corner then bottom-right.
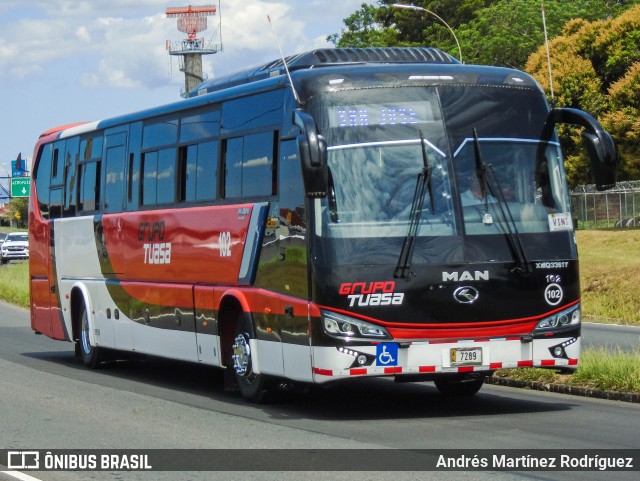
[[0, 0, 366, 168], [76, 25, 91, 42], [0, 0, 365, 87]]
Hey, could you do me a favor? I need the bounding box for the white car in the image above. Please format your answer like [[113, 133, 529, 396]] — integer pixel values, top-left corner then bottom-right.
[[0, 232, 29, 264]]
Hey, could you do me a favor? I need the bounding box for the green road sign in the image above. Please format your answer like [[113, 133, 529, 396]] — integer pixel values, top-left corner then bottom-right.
[[11, 177, 31, 197]]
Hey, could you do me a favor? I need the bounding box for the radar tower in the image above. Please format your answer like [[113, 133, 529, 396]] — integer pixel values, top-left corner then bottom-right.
[[166, 4, 222, 97]]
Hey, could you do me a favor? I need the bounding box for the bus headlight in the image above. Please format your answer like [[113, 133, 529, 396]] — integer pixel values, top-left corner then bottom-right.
[[321, 310, 391, 340], [535, 304, 581, 332]]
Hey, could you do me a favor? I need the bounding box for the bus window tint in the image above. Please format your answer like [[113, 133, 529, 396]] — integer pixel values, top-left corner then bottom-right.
[[157, 148, 176, 204], [35, 143, 52, 218], [221, 91, 283, 130], [180, 110, 220, 142], [224, 133, 275, 199], [79, 161, 99, 212], [104, 142, 126, 213], [243, 131, 275, 197], [179, 141, 218, 203], [64, 136, 79, 217], [224, 137, 243, 198], [143, 118, 178, 149], [196, 140, 217, 201], [142, 151, 158, 205]]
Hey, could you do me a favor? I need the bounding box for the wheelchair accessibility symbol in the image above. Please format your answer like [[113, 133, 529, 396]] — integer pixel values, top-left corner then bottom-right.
[[376, 343, 398, 366]]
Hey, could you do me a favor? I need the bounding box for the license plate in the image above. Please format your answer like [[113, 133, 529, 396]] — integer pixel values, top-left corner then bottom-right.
[[450, 347, 482, 366]]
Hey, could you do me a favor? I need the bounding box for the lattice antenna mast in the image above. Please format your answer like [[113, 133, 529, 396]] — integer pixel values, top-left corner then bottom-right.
[[166, 4, 222, 97]]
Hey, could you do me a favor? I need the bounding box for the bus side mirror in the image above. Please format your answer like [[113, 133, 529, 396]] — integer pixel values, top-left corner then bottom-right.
[[550, 107, 617, 191], [294, 110, 328, 198]]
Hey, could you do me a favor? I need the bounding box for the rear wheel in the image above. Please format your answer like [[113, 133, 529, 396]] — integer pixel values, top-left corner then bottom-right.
[[231, 312, 274, 403], [79, 305, 102, 368], [434, 376, 484, 396]]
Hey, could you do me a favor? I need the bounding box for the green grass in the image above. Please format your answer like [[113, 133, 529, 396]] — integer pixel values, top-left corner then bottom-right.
[[494, 347, 640, 393], [576, 229, 640, 326], [0, 261, 30, 308]]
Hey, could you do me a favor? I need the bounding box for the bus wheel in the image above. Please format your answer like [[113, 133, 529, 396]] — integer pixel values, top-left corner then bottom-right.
[[434, 376, 484, 396], [231, 313, 273, 403], [79, 305, 102, 369]]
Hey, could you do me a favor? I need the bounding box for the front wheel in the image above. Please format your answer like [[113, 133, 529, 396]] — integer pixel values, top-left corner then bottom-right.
[[78, 305, 102, 368], [231, 313, 274, 403]]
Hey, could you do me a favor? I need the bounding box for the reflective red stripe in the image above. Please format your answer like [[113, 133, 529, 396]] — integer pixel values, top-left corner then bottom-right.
[[568, 358, 578, 365], [490, 362, 503, 369], [457, 366, 474, 373], [419, 366, 436, 373], [518, 360, 534, 367], [540, 359, 556, 366], [312, 367, 333, 376], [384, 367, 402, 374], [350, 368, 367, 376]]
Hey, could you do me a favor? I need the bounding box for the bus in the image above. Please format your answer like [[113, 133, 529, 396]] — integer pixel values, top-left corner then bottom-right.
[[29, 47, 616, 402]]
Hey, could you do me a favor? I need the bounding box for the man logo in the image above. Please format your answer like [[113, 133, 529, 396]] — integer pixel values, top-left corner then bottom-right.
[[442, 270, 489, 282], [453, 286, 479, 304]]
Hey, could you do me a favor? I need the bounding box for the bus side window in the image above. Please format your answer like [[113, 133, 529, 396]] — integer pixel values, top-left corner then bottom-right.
[[104, 131, 128, 213], [49, 140, 66, 219], [156, 148, 176, 204], [223, 137, 243, 199], [223, 132, 277, 199], [63, 136, 79, 217], [196, 140, 218, 201], [178, 141, 218, 203], [77, 135, 103, 213], [79, 161, 100, 212], [142, 151, 158, 205], [34, 143, 53, 219]]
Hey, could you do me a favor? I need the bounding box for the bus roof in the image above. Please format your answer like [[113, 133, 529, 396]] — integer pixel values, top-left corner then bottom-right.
[[39, 48, 540, 143], [191, 47, 459, 96]]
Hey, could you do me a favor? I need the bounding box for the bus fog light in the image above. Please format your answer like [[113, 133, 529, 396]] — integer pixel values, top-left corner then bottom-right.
[[553, 346, 564, 357], [357, 355, 368, 366]]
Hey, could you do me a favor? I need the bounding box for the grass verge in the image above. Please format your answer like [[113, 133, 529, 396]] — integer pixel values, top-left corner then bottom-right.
[[493, 347, 640, 393], [0, 261, 29, 308], [576, 229, 640, 326]]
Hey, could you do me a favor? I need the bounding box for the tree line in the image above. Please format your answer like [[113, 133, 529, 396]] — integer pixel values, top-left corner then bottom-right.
[[329, 0, 640, 187]]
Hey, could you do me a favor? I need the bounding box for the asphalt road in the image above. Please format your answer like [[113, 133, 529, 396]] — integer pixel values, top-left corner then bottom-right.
[[582, 321, 640, 352], [0, 301, 639, 481]]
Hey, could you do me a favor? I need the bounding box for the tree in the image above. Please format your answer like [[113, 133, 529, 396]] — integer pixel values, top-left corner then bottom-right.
[[327, 3, 400, 47], [526, 5, 640, 186], [330, 1, 640, 69], [2, 198, 28, 229], [331, 1, 640, 186]]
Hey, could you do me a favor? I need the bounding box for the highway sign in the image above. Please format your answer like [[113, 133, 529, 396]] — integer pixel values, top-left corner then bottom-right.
[[11, 177, 31, 197]]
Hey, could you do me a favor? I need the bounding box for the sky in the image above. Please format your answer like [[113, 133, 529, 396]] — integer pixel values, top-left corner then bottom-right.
[[0, 0, 364, 197]]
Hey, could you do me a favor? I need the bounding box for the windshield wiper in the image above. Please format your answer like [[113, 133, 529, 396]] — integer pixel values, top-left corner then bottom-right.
[[394, 131, 434, 281], [472, 129, 531, 275]]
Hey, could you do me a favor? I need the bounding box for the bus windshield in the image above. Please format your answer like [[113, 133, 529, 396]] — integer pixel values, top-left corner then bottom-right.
[[309, 85, 571, 243]]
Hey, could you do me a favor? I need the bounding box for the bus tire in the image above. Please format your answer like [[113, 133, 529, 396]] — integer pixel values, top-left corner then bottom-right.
[[79, 304, 102, 369], [231, 312, 273, 403], [434, 376, 484, 396]]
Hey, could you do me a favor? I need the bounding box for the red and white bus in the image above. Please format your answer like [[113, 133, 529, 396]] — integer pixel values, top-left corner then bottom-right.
[[29, 47, 616, 402]]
